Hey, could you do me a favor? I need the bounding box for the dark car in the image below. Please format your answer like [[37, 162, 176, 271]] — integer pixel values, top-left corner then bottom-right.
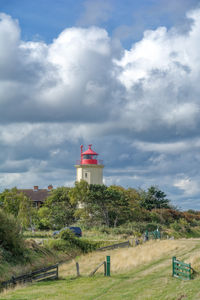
[[52, 226, 82, 237]]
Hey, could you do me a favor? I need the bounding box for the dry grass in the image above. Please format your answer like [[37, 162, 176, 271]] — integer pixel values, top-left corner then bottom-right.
[[60, 239, 190, 277], [2, 239, 200, 300]]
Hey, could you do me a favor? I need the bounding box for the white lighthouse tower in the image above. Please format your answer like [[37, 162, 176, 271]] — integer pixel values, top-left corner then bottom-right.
[[75, 144, 104, 185]]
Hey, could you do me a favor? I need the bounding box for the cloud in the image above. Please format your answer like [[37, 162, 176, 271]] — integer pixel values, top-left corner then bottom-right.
[[133, 138, 200, 154], [78, 0, 113, 26], [0, 14, 121, 123], [174, 177, 200, 196], [1, 9, 200, 208]]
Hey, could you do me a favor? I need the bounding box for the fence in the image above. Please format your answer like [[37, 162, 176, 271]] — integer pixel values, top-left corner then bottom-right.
[[96, 240, 130, 251], [89, 256, 110, 277], [1, 264, 59, 289], [172, 257, 192, 280], [146, 229, 161, 240]]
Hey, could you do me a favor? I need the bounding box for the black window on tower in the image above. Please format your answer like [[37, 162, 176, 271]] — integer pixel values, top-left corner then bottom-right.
[[83, 155, 92, 159]]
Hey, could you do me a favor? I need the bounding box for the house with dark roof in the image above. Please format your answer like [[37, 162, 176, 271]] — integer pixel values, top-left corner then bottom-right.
[[19, 185, 53, 208]]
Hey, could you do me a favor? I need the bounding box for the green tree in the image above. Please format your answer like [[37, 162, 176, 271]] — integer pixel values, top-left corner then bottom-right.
[[18, 195, 34, 229], [107, 185, 132, 226], [139, 186, 171, 211], [0, 187, 21, 216], [37, 206, 51, 229], [0, 209, 25, 259], [44, 187, 77, 229], [69, 180, 90, 205], [71, 183, 131, 227], [0, 188, 36, 229]]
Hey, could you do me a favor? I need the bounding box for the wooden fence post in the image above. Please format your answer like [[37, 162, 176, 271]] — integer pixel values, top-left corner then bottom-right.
[[76, 262, 80, 277], [56, 264, 58, 279], [104, 261, 106, 276]]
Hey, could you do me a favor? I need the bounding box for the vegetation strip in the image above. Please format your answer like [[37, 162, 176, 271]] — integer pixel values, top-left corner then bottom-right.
[[1, 264, 59, 289]]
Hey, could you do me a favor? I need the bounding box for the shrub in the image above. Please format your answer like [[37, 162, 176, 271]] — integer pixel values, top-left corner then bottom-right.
[[47, 239, 69, 252], [99, 226, 110, 234], [0, 209, 25, 261], [59, 229, 100, 253], [112, 227, 133, 235]]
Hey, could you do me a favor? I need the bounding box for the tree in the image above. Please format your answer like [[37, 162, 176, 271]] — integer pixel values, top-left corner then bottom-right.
[[43, 187, 77, 229], [0, 187, 21, 216], [70, 183, 131, 227], [0, 188, 36, 229], [107, 185, 131, 226], [139, 186, 171, 211], [37, 207, 51, 229], [18, 194, 34, 229], [69, 180, 90, 205], [0, 209, 25, 259]]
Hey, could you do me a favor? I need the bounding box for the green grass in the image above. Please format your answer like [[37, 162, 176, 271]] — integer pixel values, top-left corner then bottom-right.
[[23, 231, 52, 239], [2, 239, 200, 300]]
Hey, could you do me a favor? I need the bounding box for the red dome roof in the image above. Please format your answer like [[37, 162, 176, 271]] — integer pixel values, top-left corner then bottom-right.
[[82, 144, 98, 156]]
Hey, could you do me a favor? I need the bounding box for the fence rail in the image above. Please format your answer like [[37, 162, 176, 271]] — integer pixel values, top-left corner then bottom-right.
[[172, 257, 192, 280], [1, 264, 58, 289], [97, 240, 130, 251]]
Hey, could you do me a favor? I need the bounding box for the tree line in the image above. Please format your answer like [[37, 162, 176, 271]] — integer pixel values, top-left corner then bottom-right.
[[1, 181, 194, 232]]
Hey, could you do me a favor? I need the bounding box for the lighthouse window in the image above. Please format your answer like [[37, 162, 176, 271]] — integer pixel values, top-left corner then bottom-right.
[[83, 155, 92, 159], [84, 172, 88, 178]]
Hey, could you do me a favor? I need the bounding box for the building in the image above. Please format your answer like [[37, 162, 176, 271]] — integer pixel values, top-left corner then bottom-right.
[[75, 144, 104, 185], [19, 185, 53, 208]]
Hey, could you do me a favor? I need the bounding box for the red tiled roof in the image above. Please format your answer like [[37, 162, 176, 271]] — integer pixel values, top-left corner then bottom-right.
[[19, 189, 51, 203]]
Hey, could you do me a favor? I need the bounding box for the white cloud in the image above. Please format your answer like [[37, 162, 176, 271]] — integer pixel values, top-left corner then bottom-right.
[[174, 177, 200, 196], [1, 9, 200, 208]]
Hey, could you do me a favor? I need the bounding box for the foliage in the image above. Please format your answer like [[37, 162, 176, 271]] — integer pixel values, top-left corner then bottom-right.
[[36, 207, 52, 229], [0, 188, 37, 229], [0, 209, 25, 261], [18, 195, 34, 229], [38, 187, 77, 230], [70, 182, 141, 227], [3, 183, 200, 238], [170, 218, 191, 233], [139, 186, 171, 211], [46, 238, 69, 252], [69, 180, 90, 205], [58, 229, 100, 253]]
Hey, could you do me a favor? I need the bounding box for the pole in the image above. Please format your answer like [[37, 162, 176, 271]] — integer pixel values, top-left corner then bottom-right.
[[104, 261, 106, 276], [76, 262, 80, 277], [172, 257, 176, 277], [106, 256, 110, 276]]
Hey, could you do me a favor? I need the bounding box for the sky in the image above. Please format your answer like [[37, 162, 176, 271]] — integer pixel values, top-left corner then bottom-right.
[[0, 0, 200, 210]]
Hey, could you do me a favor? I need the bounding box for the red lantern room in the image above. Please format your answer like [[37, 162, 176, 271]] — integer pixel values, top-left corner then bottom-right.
[[80, 144, 99, 165]]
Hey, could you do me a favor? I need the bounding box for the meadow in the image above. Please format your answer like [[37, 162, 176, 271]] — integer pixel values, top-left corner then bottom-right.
[[1, 239, 200, 300]]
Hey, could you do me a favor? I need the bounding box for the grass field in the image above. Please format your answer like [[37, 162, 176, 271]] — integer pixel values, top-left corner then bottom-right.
[[1, 239, 200, 300]]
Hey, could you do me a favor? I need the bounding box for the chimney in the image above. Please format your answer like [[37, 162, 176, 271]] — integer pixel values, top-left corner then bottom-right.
[[34, 186, 38, 191], [48, 184, 53, 190]]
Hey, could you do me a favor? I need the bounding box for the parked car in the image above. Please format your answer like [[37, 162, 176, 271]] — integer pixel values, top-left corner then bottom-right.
[[52, 226, 82, 237]]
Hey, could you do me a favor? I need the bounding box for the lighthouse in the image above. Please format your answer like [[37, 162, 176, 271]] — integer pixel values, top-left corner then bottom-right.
[[75, 144, 104, 185]]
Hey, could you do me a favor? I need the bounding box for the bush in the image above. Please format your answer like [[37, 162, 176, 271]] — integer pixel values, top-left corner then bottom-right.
[[170, 219, 191, 234], [59, 229, 100, 253], [59, 228, 76, 241], [47, 239, 69, 252], [99, 226, 110, 234], [111, 227, 134, 235], [0, 209, 25, 261]]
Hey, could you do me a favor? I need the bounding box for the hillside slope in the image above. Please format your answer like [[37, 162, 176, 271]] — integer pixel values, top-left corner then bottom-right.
[[2, 239, 200, 300]]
